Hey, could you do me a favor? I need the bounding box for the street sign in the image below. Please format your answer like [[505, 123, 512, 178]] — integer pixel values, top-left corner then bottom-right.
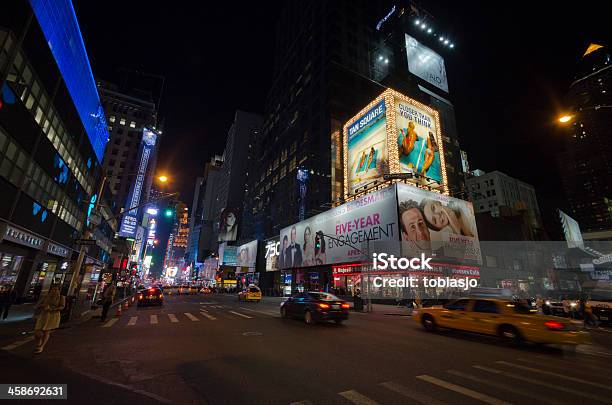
[[75, 239, 97, 246]]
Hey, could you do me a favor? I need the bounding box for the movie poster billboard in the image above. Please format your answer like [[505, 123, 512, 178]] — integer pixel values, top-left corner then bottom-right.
[[346, 100, 388, 194], [218, 208, 238, 242], [264, 237, 280, 272], [396, 183, 481, 264], [343, 88, 447, 199], [395, 100, 442, 184], [236, 240, 258, 268], [559, 210, 583, 249], [280, 186, 399, 269]]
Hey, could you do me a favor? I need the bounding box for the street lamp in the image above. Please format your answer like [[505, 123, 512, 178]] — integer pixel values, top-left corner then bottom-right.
[[557, 105, 612, 125], [158, 175, 168, 183], [558, 114, 573, 124]]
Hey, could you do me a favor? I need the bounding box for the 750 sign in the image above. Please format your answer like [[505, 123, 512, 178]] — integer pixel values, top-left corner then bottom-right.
[[265, 240, 280, 258]]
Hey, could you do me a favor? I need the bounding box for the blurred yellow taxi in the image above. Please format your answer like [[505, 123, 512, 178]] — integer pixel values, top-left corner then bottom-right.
[[413, 298, 589, 345], [238, 286, 262, 302]]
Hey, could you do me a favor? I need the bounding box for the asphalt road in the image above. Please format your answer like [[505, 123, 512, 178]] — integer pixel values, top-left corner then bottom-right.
[[1, 293, 612, 405]]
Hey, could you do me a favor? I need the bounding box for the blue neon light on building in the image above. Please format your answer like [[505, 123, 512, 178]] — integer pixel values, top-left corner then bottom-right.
[[29, 0, 109, 163]]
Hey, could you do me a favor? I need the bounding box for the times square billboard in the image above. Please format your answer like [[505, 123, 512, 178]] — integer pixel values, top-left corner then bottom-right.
[[119, 128, 157, 237], [343, 88, 447, 199]]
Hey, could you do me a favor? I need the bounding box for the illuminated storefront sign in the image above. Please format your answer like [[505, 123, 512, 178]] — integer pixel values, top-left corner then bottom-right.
[[343, 88, 447, 198], [119, 128, 157, 237]]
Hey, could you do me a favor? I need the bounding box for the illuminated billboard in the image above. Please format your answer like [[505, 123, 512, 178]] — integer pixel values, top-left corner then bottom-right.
[[280, 186, 399, 269], [559, 210, 583, 249], [236, 240, 258, 268], [396, 183, 481, 263], [119, 128, 157, 237], [265, 237, 280, 272], [343, 88, 447, 198], [218, 242, 237, 266], [405, 34, 449, 93], [218, 208, 238, 242]]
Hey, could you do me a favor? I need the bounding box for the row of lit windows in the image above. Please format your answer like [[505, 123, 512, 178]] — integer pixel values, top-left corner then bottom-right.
[[1, 33, 95, 196], [108, 115, 137, 128], [0, 127, 83, 230]]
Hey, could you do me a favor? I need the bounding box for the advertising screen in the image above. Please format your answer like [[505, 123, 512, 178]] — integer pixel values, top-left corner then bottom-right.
[[218, 242, 237, 266], [264, 237, 280, 272], [236, 240, 258, 268], [280, 186, 399, 269], [559, 210, 583, 249], [405, 34, 449, 93], [396, 183, 481, 263], [395, 100, 442, 184], [218, 208, 238, 242], [343, 88, 447, 199], [346, 100, 388, 194], [119, 128, 157, 237]]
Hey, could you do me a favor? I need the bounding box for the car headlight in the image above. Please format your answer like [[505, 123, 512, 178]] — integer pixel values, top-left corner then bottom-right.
[[570, 302, 578, 307], [545, 300, 551, 305]]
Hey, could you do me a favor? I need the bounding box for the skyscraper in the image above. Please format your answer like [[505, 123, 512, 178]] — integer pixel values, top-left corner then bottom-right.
[[558, 43, 612, 238]]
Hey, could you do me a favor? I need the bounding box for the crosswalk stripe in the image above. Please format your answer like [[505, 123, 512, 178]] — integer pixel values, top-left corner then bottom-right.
[[127, 316, 138, 326], [2, 336, 35, 351], [338, 390, 380, 405], [516, 357, 612, 379], [445, 370, 562, 405], [150, 315, 158, 324], [168, 314, 179, 323], [102, 318, 119, 328], [473, 365, 612, 403], [380, 381, 449, 405], [184, 312, 199, 321], [239, 307, 278, 316], [416, 375, 511, 405], [229, 310, 252, 319], [200, 311, 217, 320], [496, 361, 612, 391]]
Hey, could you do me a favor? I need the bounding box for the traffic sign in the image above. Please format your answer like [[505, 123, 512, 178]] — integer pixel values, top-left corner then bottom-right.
[[75, 239, 97, 246]]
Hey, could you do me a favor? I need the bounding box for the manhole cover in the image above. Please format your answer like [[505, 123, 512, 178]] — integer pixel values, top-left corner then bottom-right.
[[242, 331, 263, 336]]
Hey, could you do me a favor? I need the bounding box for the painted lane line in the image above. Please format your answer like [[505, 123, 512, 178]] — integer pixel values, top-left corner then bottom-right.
[[380, 381, 450, 405], [473, 365, 612, 404], [200, 311, 217, 320], [184, 312, 199, 321], [239, 307, 278, 316], [168, 314, 179, 323], [338, 390, 380, 405], [2, 336, 35, 351], [101, 318, 119, 328], [229, 311, 252, 319], [516, 357, 612, 379], [496, 361, 612, 391], [127, 316, 138, 326], [445, 370, 563, 405], [416, 375, 511, 405], [150, 315, 158, 324]]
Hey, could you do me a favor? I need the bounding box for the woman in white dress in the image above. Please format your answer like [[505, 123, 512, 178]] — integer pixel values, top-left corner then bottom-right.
[[302, 226, 315, 266], [33, 284, 65, 354]]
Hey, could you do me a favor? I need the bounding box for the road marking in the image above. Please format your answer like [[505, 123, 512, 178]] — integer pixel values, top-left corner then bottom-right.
[[290, 401, 315, 405], [1, 336, 35, 351], [576, 345, 612, 358], [338, 390, 380, 405], [127, 316, 138, 326], [445, 370, 562, 405], [150, 315, 158, 324], [473, 365, 612, 403], [200, 311, 217, 320], [239, 307, 278, 316], [496, 361, 612, 391], [416, 375, 511, 405], [517, 357, 612, 377], [380, 381, 449, 405], [184, 312, 199, 321], [229, 311, 252, 319], [102, 318, 118, 328], [168, 314, 179, 323]]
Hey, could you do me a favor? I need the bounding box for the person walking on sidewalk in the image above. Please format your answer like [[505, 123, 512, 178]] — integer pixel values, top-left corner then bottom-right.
[[33, 285, 65, 354], [100, 283, 116, 322]]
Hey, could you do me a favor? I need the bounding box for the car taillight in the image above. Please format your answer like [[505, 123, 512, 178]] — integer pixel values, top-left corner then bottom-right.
[[159, 294, 163, 299], [319, 303, 330, 309], [341, 303, 350, 309], [138, 294, 143, 300], [544, 320, 566, 330]]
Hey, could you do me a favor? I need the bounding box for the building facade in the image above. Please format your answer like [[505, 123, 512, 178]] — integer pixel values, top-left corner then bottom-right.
[[558, 43, 612, 237], [0, 0, 111, 301]]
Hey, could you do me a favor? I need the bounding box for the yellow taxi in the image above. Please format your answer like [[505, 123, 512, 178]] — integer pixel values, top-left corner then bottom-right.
[[413, 298, 589, 345], [238, 286, 262, 302]]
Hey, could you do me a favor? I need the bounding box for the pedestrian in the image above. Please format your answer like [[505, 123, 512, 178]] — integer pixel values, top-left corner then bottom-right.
[[100, 283, 116, 322], [0, 286, 16, 321], [33, 284, 65, 354]]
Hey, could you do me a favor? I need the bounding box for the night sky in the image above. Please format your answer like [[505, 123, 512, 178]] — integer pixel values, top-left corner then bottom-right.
[[74, 1, 610, 212]]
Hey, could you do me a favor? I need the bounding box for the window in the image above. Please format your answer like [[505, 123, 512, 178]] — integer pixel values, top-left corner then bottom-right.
[[109, 116, 116, 123], [119, 118, 126, 126], [473, 300, 499, 314], [444, 299, 470, 311], [485, 255, 497, 267], [129, 121, 136, 128]]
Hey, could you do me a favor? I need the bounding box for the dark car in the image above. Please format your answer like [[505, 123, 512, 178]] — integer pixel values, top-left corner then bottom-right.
[[280, 292, 350, 325], [137, 287, 164, 307]]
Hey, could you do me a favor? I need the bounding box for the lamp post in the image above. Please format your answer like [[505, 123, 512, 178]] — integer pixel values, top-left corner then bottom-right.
[[557, 105, 612, 124]]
